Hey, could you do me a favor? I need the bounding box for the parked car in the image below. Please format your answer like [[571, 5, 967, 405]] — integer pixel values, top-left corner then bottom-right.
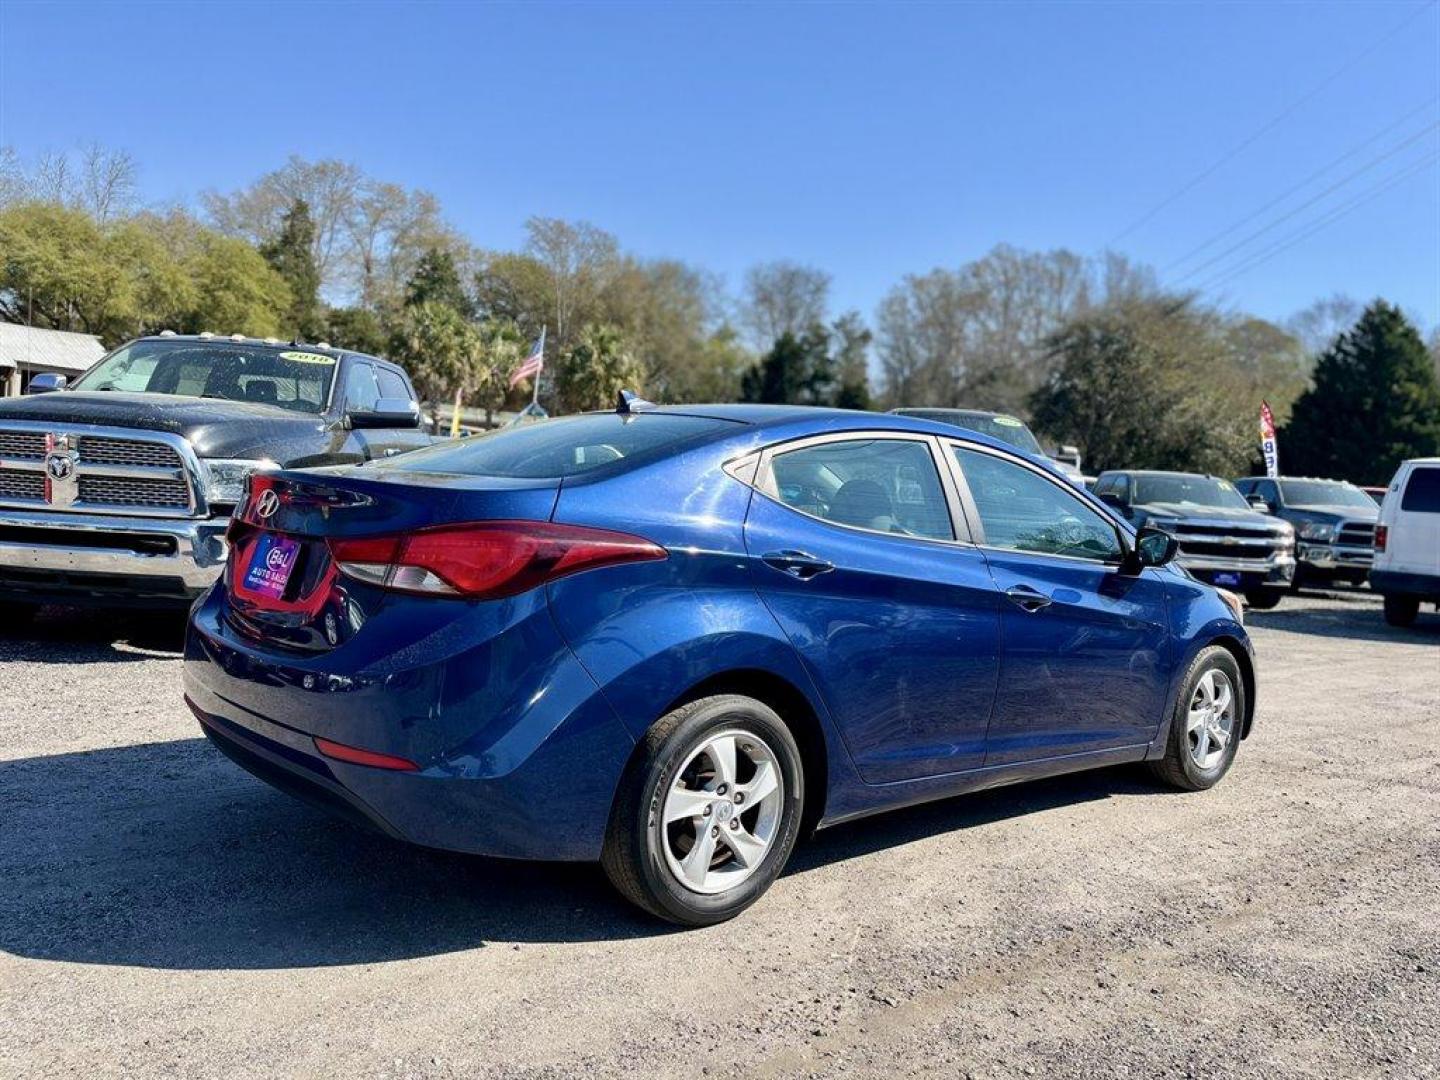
[[0, 333, 431, 617], [184, 401, 1254, 925], [1093, 470, 1295, 609], [889, 407, 1085, 485], [1369, 458, 1440, 627], [1232, 476, 1377, 589]]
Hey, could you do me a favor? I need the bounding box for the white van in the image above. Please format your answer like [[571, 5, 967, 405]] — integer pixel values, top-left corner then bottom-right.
[[1370, 458, 1440, 627]]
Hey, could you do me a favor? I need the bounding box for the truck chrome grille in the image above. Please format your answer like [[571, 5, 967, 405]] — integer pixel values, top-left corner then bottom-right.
[[0, 431, 46, 460], [0, 425, 198, 517], [1337, 522, 1375, 547], [75, 436, 182, 470], [0, 468, 45, 501], [78, 475, 191, 510]]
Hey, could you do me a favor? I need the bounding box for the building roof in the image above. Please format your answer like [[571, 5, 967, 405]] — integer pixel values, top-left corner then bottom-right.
[[0, 323, 107, 374]]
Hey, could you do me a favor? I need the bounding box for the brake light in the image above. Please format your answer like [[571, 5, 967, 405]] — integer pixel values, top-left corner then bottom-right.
[[327, 521, 666, 598], [1374, 524, 1387, 552]]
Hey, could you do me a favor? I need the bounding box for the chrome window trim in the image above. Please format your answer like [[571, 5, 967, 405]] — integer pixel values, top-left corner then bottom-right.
[[0, 419, 209, 519], [941, 438, 1130, 568], [749, 430, 977, 547]]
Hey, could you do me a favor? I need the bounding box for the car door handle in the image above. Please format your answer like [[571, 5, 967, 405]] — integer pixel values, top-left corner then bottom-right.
[[1005, 585, 1053, 612], [761, 550, 835, 580]]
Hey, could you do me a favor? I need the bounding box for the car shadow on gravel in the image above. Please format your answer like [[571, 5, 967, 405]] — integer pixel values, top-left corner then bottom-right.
[[0, 732, 1173, 970], [0, 607, 187, 661]]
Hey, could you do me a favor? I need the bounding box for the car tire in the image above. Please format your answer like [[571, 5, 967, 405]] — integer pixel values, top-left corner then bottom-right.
[[1244, 589, 1282, 610], [1148, 646, 1245, 792], [602, 694, 805, 926], [1383, 594, 1420, 628], [0, 601, 38, 628]]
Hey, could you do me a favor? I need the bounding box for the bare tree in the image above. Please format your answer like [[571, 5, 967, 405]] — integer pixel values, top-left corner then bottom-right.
[[78, 143, 137, 222], [0, 146, 24, 206], [524, 217, 620, 350], [1286, 293, 1362, 357], [742, 260, 830, 351]]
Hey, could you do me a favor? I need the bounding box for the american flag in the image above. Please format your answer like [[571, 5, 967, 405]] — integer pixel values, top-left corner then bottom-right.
[[508, 329, 546, 389]]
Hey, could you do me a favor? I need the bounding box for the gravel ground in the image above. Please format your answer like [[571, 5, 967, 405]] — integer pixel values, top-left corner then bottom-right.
[[1, 590, 1437, 1079]]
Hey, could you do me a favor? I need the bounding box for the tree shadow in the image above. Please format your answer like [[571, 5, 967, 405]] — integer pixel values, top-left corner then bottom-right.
[[0, 734, 1163, 970]]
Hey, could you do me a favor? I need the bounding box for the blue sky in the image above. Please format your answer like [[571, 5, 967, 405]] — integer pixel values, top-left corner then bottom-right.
[[2, 1, 1437, 332]]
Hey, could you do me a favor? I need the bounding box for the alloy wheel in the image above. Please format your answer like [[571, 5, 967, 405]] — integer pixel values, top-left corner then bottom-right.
[[660, 729, 784, 895], [1187, 668, 1235, 771]]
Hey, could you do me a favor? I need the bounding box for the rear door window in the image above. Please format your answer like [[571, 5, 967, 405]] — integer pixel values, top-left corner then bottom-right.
[[1400, 467, 1440, 512], [376, 368, 413, 402], [764, 437, 955, 541]]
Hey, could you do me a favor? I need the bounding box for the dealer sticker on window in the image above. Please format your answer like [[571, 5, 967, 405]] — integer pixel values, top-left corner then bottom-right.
[[278, 351, 336, 365]]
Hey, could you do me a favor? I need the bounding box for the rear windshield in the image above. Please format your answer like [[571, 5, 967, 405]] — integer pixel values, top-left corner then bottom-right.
[[72, 340, 337, 413], [895, 410, 1043, 455], [379, 412, 741, 479], [1400, 467, 1440, 512]]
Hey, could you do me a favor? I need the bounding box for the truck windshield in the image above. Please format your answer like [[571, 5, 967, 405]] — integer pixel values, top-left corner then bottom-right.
[[1134, 475, 1249, 510], [1279, 480, 1375, 509], [72, 340, 337, 414]]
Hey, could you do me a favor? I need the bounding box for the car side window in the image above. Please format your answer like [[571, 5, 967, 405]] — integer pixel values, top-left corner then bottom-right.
[[767, 438, 954, 541], [1255, 479, 1278, 506], [376, 368, 413, 402], [344, 362, 381, 412], [951, 446, 1122, 562], [1400, 467, 1440, 512]]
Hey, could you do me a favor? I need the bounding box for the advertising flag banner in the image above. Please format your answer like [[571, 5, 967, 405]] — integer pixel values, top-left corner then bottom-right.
[[1260, 401, 1279, 478]]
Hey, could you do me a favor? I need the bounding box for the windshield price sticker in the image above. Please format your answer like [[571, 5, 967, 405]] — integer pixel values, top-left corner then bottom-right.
[[278, 351, 336, 365]]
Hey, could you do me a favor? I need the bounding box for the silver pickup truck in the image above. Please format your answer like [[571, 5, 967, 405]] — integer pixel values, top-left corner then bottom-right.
[[0, 333, 431, 619]]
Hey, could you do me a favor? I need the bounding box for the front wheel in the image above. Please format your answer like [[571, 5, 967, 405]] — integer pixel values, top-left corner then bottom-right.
[[1149, 646, 1245, 792], [1244, 589, 1283, 610], [602, 695, 804, 926], [1383, 594, 1420, 628]]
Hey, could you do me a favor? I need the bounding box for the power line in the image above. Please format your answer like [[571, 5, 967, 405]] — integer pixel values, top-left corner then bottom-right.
[[1107, 0, 1438, 246], [1194, 150, 1440, 293], [1163, 98, 1438, 273], [1172, 120, 1440, 283]]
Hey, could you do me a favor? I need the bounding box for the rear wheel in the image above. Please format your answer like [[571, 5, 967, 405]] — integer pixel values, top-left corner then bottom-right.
[[602, 694, 804, 926], [1383, 594, 1420, 628], [1149, 646, 1244, 792], [1244, 589, 1283, 610]]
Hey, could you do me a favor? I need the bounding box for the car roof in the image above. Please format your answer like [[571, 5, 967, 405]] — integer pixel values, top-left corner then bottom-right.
[[130, 333, 386, 367], [890, 407, 1012, 419], [1099, 469, 1221, 480], [1235, 475, 1359, 483]]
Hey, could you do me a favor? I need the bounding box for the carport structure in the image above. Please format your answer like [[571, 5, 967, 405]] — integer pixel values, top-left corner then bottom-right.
[[0, 323, 105, 397]]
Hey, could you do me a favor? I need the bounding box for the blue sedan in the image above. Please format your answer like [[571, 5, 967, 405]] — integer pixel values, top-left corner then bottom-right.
[[183, 401, 1254, 925]]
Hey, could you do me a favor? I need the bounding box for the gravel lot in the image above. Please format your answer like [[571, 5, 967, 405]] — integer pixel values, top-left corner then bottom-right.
[[1, 590, 1437, 1079]]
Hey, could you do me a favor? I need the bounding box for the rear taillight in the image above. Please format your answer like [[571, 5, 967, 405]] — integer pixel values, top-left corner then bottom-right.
[[327, 521, 666, 599], [1374, 525, 1388, 552]]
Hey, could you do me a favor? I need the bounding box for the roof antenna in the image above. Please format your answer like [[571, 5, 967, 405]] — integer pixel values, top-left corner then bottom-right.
[[615, 389, 656, 416]]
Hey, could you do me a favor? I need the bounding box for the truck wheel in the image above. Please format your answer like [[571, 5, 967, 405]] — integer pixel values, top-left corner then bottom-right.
[[1383, 594, 1420, 628], [1244, 589, 1282, 610], [0, 601, 38, 629], [1149, 646, 1244, 792], [602, 695, 805, 926]]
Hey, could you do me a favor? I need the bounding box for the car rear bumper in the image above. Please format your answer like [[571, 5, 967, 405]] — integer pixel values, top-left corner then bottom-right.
[[1369, 569, 1440, 601], [182, 590, 635, 861], [0, 507, 228, 607]]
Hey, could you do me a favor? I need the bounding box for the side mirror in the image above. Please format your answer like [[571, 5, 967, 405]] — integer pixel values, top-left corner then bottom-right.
[[1123, 525, 1178, 574], [348, 397, 421, 429], [26, 373, 68, 394], [1247, 495, 1270, 512]]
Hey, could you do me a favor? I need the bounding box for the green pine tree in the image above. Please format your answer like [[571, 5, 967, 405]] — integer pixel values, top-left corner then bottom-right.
[[404, 247, 471, 316], [1282, 301, 1440, 484], [258, 198, 323, 341]]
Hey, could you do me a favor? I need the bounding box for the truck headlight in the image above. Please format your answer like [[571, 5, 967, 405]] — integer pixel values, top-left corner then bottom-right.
[[1276, 524, 1295, 551], [201, 458, 277, 506], [1296, 522, 1335, 542]]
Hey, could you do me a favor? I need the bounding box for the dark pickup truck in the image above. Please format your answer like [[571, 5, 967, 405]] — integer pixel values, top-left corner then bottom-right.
[[1232, 476, 1378, 588], [1093, 469, 1297, 609], [0, 333, 431, 615]]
